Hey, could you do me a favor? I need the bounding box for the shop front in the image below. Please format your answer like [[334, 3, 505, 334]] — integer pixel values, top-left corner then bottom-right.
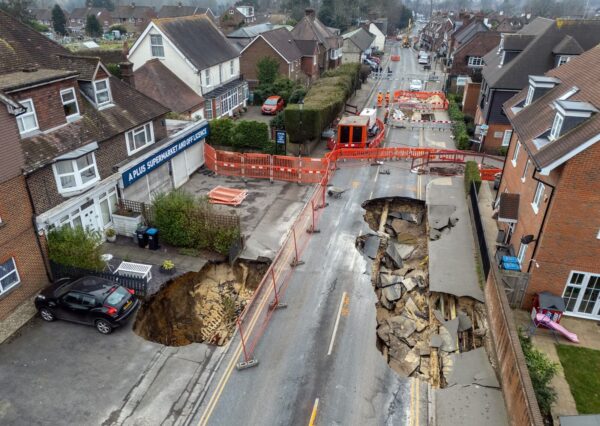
[[119, 120, 209, 201]]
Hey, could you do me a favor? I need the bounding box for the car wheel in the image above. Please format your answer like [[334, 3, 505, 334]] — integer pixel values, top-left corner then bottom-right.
[[40, 308, 55, 322], [95, 319, 113, 335]]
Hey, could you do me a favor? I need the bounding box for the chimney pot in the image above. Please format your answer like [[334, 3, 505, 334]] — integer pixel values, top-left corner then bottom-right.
[[305, 8, 315, 18]]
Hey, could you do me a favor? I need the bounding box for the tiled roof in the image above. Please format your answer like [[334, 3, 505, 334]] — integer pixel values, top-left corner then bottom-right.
[[291, 15, 341, 49], [483, 18, 600, 90], [505, 44, 600, 170], [153, 15, 239, 70], [55, 54, 100, 80], [498, 193, 519, 222], [113, 5, 155, 19], [157, 5, 211, 18], [228, 23, 275, 38], [69, 7, 110, 20], [29, 8, 53, 21], [342, 27, 375, 52], [21, 77, 169, 172], [294, 39, 318, 56], [258, 28, 302, 63], [454, 21, 488, 45], [134, 59, 203, 114], [0, 69, 78, 92], [552, 35, 584, 55]]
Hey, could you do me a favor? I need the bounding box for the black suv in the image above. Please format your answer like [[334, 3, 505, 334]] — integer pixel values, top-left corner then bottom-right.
[[35, 276, 140, 334]]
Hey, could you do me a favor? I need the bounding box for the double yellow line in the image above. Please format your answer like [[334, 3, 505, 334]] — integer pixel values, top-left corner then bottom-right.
[[198, 248, 294, 425], [409, 378, 421, 426]]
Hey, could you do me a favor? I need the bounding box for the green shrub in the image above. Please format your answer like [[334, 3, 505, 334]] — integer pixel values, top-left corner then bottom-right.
[[208, 118, 235, 147], [257, 56, 279, 85], [464, 161, 482, 194], [284, 63, 361, 143], [48, 226, 104, 270], [289, 87, 307, 104], [152, 191, 240, 255], [519, 330, 558, 417], [448, 95, 471, 150], [270, 111, 285, 130], [106, 63, 121, 79], [497, 146, 508, 156], [231, 120, 269, 150]]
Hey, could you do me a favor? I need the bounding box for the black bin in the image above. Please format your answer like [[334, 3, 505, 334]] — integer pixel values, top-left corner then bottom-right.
[[146, 228, 159, 250], [136, 226, 148, 248]]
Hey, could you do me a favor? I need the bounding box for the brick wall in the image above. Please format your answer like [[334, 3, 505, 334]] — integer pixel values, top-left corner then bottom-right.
[[0, 175, 49, 320], [301, 56, 318, 81], [240, 37, 290, 88], [480, 123, 512, 154], [449, 32, 500, 76], [26, 116, 167, 214], [462, 82, 481, 117], [12, 77, 82, 133], [0, 105, 25, 182]]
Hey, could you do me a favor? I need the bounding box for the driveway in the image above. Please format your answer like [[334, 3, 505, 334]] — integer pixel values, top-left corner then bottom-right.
[[0, 315, 225, 426]]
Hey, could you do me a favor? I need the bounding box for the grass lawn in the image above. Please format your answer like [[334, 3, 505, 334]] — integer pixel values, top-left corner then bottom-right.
[[556, 344, 600, 414]]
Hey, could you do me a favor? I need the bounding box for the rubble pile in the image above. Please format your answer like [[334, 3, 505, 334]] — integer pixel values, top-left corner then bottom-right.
[[358, 197, 490, 385], [134, 261, 268, 347]]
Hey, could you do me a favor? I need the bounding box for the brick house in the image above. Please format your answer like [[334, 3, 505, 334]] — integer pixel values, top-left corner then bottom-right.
[[291, 9, 342, 75], [111, 3, 156, 34], [475, 18, 600, 154], [1, 10, 210, 238], [67, 7, 112, 33], [0, 94, 49, 320], [220, 6, 248, 34], [128, 15, 247, 120], [341, 27, 375, 64], [157, 4, 215, 21], [294, 40, 320, 83], [448, 27, 500, 78], [239, 28, 303, 89], [496, 45, 600, 320]]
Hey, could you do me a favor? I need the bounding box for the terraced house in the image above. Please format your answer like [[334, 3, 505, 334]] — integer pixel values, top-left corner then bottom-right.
[[496, 44, 600, 320], [0, 11, 211, 320]]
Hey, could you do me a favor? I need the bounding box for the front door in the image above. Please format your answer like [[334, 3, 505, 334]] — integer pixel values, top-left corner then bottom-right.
[[562, 272, 600, 319], [185, 143, 204, 176], [171, 154, 189, 188], [80, 200, 99, 231]]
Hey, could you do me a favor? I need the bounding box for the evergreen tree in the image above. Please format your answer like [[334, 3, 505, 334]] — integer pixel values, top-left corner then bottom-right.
[[0, 0, 34, 24], [90, 0, 115, 12], [52, 4, 67, 35], [318, 0, 335, 27], [85, 14, 102, 38]]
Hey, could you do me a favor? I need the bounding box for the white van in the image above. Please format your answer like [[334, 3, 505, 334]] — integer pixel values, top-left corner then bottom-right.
[[418, 53, 429, 65]]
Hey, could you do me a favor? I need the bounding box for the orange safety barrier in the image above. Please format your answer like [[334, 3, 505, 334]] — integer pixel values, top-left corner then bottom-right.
[[391, 55, 401, 61], [479, 167, 502, 181], [208, 186, 248, 206]]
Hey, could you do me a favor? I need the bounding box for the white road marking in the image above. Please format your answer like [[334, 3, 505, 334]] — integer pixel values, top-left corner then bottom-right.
[[327, 291, 348, 356]]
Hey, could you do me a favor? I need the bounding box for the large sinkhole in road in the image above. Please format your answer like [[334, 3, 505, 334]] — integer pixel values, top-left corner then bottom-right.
[[133, 260, 269, 347], [356, 197, 432, 379]]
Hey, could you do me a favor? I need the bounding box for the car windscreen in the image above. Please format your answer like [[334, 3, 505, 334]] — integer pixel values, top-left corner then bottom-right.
[[104, 287, 130, 307], [264, 99, 277, 105]]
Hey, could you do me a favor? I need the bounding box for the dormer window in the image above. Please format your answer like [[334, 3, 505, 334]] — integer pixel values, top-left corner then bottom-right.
[[94, 79, 112, 106], [525, 75, 560, 107], [557, 55, 572, 66], [16, 99, 39, 134], [60, 88, 80, 121], [549, 113, 563, 141]]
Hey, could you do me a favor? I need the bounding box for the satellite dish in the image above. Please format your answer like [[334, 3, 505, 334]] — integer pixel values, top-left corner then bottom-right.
[[521, 235, 535, 244]]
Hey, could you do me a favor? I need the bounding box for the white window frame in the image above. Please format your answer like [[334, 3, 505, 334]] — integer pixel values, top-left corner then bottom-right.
[[558, 55, 571, 66], [53, 153, 100, 194], [511, 140, 521, 167], [550, 113, 563, 141], [93, 79, 112, 107], [60, 88, 80, 120], [0, 257, 20, 295], [16, 98, 39, 134], [517, 242, 528, 266], [150, 34, 165, 58], [204, 69, 211, 87], [521, 159, 530, 182], [502, 129, 512, 147], [531, 182, 545, 214], [125, 122, 155, 155], [525, 85, 534, 106], [467, 56, 483, 67], [230, 60, 234, 76], [562, 271, 600, 318]]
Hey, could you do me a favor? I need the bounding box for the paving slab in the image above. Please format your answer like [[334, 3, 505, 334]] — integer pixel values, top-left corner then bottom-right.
[[434, 385, 508, 426]]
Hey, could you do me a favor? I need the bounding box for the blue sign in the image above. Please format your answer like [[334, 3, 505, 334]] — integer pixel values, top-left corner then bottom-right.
[[122, 123, 209, 188], [276, 130, 286, 145]]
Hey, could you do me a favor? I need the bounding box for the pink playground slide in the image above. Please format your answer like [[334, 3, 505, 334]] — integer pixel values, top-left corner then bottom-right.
[[535, 313, 579, 343]]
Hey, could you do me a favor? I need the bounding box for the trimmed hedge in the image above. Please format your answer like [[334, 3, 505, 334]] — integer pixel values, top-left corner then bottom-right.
[[284, 63, 361, 143], [48, 226, 104, 271], [448, 94, 471, 150], [464, 160, 482, 194]]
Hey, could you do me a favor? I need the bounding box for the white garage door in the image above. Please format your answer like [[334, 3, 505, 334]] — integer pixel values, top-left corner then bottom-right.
[[185, 143, 204, 176], [171, 153, 188, 188]]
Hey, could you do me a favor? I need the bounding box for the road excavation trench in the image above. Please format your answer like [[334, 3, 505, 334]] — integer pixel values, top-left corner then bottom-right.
[[357, 197, 492, 386], [133, 260, 269, 347]]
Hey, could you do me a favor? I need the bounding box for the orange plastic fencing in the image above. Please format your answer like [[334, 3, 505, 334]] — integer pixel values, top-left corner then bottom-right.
[[391, 55, 401, 61], [479, 167, 502, 181]]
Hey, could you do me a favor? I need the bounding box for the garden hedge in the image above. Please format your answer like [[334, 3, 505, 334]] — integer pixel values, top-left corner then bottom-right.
[[208, 119, 270, 152], [284, 63, 361, 143], [448, 94, 471, 150], [464, 160, 482, 194]]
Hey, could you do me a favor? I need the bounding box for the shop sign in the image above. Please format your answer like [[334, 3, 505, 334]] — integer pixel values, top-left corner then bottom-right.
[[122, 124, 209, 188]]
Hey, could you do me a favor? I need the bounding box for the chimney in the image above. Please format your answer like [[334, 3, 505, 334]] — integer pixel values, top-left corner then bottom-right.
[[178, 1, 182, 7], [119, 61, 135, 87], [305, 8, 315, 19]]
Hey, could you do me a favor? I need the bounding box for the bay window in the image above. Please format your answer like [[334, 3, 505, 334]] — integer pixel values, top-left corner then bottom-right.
[[54, 153, 99, 194], [126, 122, 154, 154]]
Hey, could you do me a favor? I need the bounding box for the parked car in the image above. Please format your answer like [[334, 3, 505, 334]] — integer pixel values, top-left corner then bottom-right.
[[35, 276, 140, 334], [418, 55, 429, 65], [409, 79, 423, 91], [367, 55, 381, 65], [261, 95, 285, 115], [363, 58, 378, 71]]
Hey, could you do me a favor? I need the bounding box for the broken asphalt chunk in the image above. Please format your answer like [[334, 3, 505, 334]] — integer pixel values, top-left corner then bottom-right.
[[382, 284, 403, 302]]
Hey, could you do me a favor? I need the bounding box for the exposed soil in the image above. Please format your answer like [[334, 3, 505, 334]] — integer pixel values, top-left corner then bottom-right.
[[133, 260, 269, 347], [358, 197, 491, 386]]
